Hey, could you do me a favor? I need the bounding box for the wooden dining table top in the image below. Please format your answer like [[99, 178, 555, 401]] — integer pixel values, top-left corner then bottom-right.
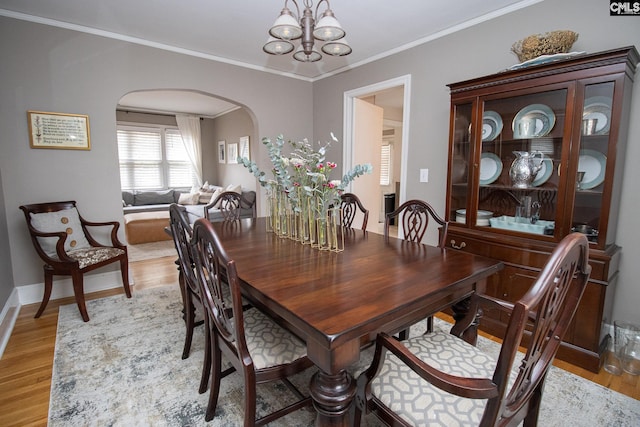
[[211, 217, 503, 373]]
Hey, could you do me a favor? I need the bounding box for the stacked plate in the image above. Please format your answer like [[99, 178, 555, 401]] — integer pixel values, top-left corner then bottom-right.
[[455, 209, 493, 226]]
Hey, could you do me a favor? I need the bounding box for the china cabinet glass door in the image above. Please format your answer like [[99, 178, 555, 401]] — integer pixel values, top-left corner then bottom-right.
[[472, 88, 569, 238], [572, 81, 614, 246], [449, 103, 472, 224]]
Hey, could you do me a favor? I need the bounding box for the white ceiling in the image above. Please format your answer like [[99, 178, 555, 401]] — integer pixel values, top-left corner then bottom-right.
[[0, 0, 538, 116]]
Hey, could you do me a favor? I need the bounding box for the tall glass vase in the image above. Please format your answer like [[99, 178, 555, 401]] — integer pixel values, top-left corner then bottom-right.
[[297, 193, 311, 244], [266, 191, 276, 233], [310, 196, 326, 248], [316, 217, 329, 250], [327, 207, 344, 252], [278, 192, 291, 239]]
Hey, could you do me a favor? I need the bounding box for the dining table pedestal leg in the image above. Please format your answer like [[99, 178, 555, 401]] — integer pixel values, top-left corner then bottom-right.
[[450, 295, 482, 346], [309, 369, 356, 426]]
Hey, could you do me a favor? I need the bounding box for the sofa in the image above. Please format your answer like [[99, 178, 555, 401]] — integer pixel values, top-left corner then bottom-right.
[[122, 186, 256, 244]]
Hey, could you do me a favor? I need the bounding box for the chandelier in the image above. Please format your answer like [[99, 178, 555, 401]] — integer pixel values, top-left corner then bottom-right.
[[263, 0, 351, 63]]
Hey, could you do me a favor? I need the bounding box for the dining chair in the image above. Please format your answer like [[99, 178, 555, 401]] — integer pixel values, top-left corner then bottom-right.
[[339, 192, 369, 231], [385, 199, 449, 337], [191, 218, 314, 424], [384, 199, 448, 247], [204, 191, 242, 222], [19, 200, 131, 322], [168, 204, 211, 394], [354, 232, 591, 427]]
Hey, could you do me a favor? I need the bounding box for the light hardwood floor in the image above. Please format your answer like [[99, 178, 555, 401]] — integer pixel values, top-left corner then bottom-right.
[[0, 255, 638, 426]]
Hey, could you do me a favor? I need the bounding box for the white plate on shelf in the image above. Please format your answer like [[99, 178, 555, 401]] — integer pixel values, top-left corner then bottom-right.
[[479, 153, 502, 185], [455, 209, 493, 226], [583, 96, 612, 135], [512, 104, 556, 139], [578, 149, 607, 189], [532, 158, 554, 187], [482, 111, 503, 141]]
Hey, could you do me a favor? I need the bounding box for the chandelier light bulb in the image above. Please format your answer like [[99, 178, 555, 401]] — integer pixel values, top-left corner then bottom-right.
[[313, 10, 345, 41], [321, 38, 352, 56], [263, 37, 295, 55]]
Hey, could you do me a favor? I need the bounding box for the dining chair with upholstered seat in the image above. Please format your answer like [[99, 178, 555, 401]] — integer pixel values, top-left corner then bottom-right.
[[355, 232, 590, 427], [191, 218, 314, 424], [385, 199, 449, 337], [339, 192, 369, 231], [169, 204, 211, 393], [19, 200, 131, 322], [204, 191, 242, 222]]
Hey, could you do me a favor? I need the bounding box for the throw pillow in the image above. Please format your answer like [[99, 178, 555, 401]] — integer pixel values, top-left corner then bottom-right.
[[226, 184, 242, 194], [199, 192, 214, 204], [134, 189, 175, 205], [30, 208, 91, 258], [208, 188, 224, 208], [178, 192, 200, 205]]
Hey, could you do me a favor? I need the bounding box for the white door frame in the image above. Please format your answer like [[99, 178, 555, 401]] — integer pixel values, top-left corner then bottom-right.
[[343, 75, 411, 205]]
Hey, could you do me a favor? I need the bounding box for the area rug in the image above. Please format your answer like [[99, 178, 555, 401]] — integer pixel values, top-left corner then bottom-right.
[[49, 285, 640, 426], [127, 240, 177, 262]]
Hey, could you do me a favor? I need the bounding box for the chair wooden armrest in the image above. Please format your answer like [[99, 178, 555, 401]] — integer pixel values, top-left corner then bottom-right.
[[25, 227, 77, 264], [79, 217, 125, 249]]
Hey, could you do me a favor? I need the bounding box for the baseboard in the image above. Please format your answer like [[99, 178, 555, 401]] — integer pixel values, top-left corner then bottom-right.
[[0, 271, 132, 360], [16, 270, 132, 306], [0, 288, 20, 360]]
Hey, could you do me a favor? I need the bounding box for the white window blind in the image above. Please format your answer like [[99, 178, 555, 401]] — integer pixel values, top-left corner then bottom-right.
[[117, 125, 197, 190], [380, 143, 391, 186], [165, 129, 197, 188]]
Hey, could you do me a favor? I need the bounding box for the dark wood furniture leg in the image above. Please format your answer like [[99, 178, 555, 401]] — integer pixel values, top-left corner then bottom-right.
[[71, 271, 89, 322], [35, 267, 54, 319], [119, 257, 132, 297], [310, 370, 356, 426]]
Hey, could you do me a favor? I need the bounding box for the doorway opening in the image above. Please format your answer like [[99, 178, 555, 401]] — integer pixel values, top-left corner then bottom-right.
[[343, 75, 411, 236]]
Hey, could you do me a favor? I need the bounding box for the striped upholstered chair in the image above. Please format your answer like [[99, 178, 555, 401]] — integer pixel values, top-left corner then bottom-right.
[[355, 233, 590, 426]]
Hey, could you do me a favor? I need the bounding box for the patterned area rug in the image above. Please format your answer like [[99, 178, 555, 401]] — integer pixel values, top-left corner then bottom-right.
[[49, 285, 640, 426]]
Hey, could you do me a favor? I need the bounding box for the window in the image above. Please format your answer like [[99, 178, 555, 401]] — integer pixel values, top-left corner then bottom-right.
[[117, 125, 197, 190], [380, 143, 392, 186]]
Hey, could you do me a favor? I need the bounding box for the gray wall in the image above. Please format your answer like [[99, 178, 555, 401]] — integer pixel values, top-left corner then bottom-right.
[[1, 0, 640, 325], [312, 0, 640, 324], [0, 17, 312, 305], [206, 108, 256, 190], [0, 169, 13, 305]]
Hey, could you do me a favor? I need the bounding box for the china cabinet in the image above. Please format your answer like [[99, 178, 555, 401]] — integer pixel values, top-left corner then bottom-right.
[[445, 47, 638, 372]]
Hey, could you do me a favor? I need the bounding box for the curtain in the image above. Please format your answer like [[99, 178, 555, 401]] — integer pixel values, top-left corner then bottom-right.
[[175, 114, 203, 187]]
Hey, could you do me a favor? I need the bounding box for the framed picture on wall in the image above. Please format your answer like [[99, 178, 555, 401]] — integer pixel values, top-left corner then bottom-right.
[[218, 141, 226, 163], [239, 136, 250, 161], [28, 110, 91, 150], [227, 143, 239, 164]]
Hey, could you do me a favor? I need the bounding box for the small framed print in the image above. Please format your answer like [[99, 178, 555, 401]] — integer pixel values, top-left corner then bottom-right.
[[239, 136, 250, 161], [227, 143, 239, 164], [218, 141, 226, 163], [28, 110, 91, 150]]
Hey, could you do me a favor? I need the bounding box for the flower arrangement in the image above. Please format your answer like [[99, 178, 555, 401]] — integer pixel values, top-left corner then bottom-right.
[[239, 133, 372, 211], [239, 133, 373, 250]]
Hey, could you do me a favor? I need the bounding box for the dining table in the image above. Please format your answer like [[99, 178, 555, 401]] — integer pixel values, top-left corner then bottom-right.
[[210, 217, 503, 426]]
